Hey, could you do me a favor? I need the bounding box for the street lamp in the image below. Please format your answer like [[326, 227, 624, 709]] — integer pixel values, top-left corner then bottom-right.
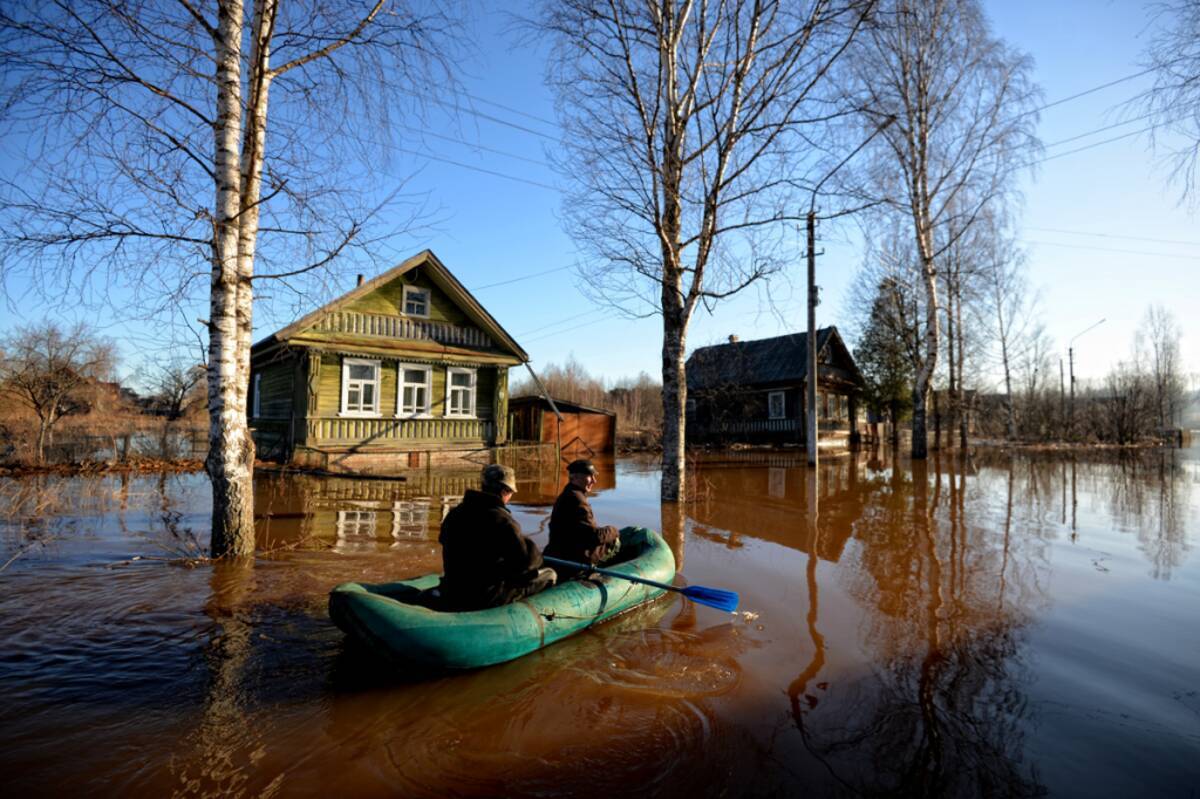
[[805, 116, 895, 467], [1068, 318, 1105, 441]]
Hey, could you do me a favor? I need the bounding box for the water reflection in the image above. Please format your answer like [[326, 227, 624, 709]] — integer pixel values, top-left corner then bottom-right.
[[782, 450, 1047, 795], [0, 448, 1196, 796]]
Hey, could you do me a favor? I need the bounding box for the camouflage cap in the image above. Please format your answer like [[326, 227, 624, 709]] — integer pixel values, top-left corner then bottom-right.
[[482, 463, 517, 493]]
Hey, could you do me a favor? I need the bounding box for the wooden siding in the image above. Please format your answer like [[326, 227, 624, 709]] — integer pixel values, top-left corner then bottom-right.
[[310, 311, 492, 348], [306, 416, 495, 445], [306, 354, 505, 448], [342, 271, 468, 325], [256, 359, 294, 419]]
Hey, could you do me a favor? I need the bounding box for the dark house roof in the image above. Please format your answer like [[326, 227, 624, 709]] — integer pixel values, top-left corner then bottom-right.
[[686, 326, 863, 390]]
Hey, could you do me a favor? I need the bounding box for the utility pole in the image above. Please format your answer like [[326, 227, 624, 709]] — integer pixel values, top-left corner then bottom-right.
[[1059, 357, 1065, 430], [807, 210, 819, 467], [1068, 318, 1106, 441], [801, 116, 895, 472]]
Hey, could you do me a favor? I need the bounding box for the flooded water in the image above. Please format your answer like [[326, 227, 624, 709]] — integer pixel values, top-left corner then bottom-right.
[[1, 448, 1198, 797]]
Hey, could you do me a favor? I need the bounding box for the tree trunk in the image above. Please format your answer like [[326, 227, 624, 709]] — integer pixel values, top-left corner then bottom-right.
[[889, 398, 900, 448], [956, 288, 968, 449], [945, 290, 955, 450], [207, 0, 255, 558], [35, 417, 49, 464], [660, 317, 687, 502], [912, 381, 930, 459], [911, 249, 939, 460]]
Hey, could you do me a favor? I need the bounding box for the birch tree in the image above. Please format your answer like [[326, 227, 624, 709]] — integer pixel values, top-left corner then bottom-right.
[[0, 1, 459, 555], [1139, 0, 1200, 204], [536, 0, 874, 501], [843, 0, 1039, 458], [1141, 305, 1185, 431], [971, 216, 1040, 442]]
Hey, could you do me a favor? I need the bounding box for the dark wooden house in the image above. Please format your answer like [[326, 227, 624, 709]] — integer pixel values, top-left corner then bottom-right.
[[249, 250, 528, 471], [685, 327, 865, 446], [508, 396, 617, 456]]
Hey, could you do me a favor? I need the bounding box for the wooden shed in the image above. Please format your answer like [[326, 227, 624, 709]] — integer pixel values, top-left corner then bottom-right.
[[508, 396, 617, 456]]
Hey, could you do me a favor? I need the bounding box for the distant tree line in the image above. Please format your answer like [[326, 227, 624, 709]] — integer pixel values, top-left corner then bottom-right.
[[511, 358, 663, 443], [0, 320, 207, 465]]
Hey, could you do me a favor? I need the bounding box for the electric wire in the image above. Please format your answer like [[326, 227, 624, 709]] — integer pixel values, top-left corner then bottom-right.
[[1024, 226, 1200, 248], [1024, 240, 1200, 261]]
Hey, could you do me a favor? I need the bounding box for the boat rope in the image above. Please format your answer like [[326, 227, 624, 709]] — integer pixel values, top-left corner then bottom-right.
[[539, 579, 638, 621]]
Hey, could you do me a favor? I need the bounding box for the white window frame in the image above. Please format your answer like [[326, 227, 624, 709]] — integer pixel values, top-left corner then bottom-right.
[[445, 367, 477, 418], [391, 500, 430, 544], [252, 372, 262, 418], [402, 285, 430, 318], [340, 357, 381, 417], [768, 390, 786, 420], [396, 362, 433, 418], [336, 509, 377, 540]]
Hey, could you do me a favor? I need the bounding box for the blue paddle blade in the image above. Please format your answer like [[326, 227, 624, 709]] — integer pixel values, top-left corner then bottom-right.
[[681, 585, 739, 613]]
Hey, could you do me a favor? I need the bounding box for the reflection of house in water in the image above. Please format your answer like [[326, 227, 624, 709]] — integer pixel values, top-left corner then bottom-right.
[[254, 472, 481, 552], [686, 452, 866, 561], [253, 461, 618, 552]]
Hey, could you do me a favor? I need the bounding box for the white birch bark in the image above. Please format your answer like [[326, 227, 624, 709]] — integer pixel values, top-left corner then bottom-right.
[[207, 0, 254, 557]]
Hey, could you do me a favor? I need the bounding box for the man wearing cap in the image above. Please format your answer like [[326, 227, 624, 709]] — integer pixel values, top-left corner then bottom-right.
[[437, 464, 556, 611], [544, 459, 621, 577]]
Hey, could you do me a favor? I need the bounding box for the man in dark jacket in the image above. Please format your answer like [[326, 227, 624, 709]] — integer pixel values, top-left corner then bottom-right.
[[544, 459, 620, 578], [438, 464, 556, 611]]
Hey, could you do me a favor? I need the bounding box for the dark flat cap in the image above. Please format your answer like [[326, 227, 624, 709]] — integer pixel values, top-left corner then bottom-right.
[[567, 459, 597, 475]]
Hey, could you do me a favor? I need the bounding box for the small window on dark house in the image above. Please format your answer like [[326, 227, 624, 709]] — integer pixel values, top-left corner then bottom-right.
[[768, 390, 786, 420]]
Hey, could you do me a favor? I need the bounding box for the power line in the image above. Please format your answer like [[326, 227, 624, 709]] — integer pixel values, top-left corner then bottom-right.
[[406, 128, 550, 167], [1012, 66, 1160, 121], [515, 307, 607, 337], [453, 89, 559, 128], [390, 145, 560, 191], [521, 315, 612, 344], [1041, 105, 1187, 150], [1024, 239, 1200, 261], [1025, 226, 1200, 248], [471, 263, 574, 290], [388, 83, 560, 142]]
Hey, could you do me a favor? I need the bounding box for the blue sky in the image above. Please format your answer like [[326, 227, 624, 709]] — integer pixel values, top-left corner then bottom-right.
[[3, 0, 1197, 391]]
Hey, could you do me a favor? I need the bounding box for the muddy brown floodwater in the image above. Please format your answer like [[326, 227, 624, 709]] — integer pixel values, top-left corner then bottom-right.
[[1, 447, 1198, 797]]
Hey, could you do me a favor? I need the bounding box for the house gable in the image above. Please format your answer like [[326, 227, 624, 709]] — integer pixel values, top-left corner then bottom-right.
[[252, 250, 527, 364]]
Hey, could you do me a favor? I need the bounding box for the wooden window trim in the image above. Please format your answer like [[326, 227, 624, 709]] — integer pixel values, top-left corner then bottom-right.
[[252, 372, 262, 418], [445, 366, 477, 419], [402, 285, 431, 318], [396, 362, 433, 418], [768, 390, 786, 420], [339, 357, 381, 418]]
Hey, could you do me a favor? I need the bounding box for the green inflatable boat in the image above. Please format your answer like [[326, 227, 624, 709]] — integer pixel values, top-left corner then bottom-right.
[[329, 526, 675, 670]]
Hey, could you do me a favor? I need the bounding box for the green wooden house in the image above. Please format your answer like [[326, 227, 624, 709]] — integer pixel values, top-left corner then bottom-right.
[[249, 250, 528, 471]]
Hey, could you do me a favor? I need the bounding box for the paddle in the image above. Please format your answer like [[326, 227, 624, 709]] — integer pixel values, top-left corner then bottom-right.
[[542, 556, 739, 613]]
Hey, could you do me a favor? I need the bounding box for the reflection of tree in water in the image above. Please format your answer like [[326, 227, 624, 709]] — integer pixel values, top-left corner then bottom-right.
[[1104, 450, 1192, 580], [793, 451, 1049, 797], [170, 560, 281, 798]]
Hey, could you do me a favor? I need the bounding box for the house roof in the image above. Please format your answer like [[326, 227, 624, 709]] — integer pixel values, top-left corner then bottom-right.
[[251, 249, 528, 361], [509, 395, 616, 417], [686, 326, 863, 390]]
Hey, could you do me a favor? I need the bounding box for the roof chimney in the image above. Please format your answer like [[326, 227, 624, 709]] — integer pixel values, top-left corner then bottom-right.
[[356, 274, 364, 287], [728, 334, 739, 343]]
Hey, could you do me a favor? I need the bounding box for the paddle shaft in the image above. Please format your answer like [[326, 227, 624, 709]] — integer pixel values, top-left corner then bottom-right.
[[542, 556, 676, 593]]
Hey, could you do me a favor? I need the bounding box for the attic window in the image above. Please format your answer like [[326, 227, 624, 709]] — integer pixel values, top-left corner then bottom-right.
[[403, 285, 430, 318]]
